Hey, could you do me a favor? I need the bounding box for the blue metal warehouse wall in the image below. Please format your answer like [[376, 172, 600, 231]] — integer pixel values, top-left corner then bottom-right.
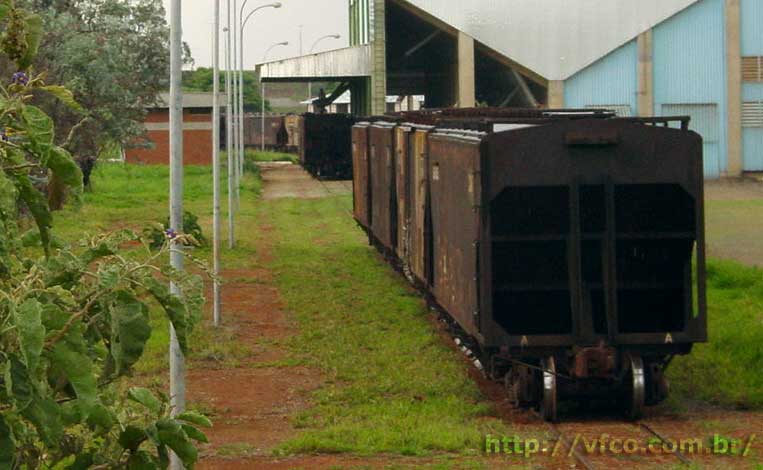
[[741, 0, 763, 171], [654, 0, 727, 178], [564, 40, 638, 116]]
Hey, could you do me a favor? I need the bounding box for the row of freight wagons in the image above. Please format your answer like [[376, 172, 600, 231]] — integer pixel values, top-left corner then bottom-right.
[[351, 108, 708, 421]]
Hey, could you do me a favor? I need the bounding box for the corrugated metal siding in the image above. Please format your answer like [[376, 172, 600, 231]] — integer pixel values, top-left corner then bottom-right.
[[564, 40, 637, 115], [663, 103, 721, 178], [741, 0, 763, 56], [653, 0, 726, 178], [741, 0, 763, 171], [349, 0, 372, 46]]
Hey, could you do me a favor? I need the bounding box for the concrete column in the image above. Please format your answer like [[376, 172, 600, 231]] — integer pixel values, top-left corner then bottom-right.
[[637, 29, 655, 117], [726, 0, 743, 176], [547, 81, 565, 108], [370, 0, 387, 115], [457, 31, 476, 108]]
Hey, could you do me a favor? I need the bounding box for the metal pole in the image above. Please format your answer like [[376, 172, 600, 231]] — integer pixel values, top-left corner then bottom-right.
[[232, 0, 240, 212], [226, 4, 235, 248], [212, 0, 222, 326], [238, 26, 245, 185], [168, 0, 185, 468], [261, 81, 265, 152]]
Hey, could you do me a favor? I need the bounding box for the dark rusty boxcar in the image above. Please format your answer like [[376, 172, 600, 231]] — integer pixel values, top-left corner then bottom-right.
[[368, 121, 398, 253], [427, 117, 706, 421], [355, 109, 707, 422], [300, 113, 356, 180], [352, 122, 372, 229], [246, 114, 285, 148]]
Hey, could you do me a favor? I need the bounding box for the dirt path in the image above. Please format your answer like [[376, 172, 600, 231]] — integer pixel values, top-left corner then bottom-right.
[[259, 162, 351, 200]]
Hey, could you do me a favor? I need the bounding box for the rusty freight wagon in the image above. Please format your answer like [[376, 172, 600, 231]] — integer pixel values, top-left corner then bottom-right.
[[300, 113, 356, 180], [245, 114, 286, 149], [353, 110, 707, 422]]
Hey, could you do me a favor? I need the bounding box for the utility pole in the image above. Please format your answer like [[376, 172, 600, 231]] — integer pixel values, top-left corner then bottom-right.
[[238, 23, 245, 187], [168, 0, 185, 468], [226, 3, 235, 248], [232, 0, 240, 212], [212, 0, 222, 326]]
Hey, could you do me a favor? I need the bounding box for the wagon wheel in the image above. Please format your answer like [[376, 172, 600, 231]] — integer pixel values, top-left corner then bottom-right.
[[540, 356, 558, 422], [624, 354, 646, 420]]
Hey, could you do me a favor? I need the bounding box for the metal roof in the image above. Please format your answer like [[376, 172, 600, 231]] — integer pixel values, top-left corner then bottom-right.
[[260, 45, 372, 81], [401, 0, 701, 80], [155, 92, 223, 109]]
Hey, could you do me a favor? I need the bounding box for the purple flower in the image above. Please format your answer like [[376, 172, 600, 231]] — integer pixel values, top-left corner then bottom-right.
[[11, 72, 29, 86], [165, 228, 177, 239]]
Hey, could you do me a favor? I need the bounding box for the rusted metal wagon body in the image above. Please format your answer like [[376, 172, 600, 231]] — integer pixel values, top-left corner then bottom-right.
[[300, 113, 356, 180], [352, 109, 707, 422], [280, 114, 303, 153], [245, 114, 286, 149]]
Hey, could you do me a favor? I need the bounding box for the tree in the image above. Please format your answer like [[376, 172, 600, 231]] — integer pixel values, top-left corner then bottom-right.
[[11, 0, 192, 160], [0, 2, 209, 467], [183, 67, 270, 112]]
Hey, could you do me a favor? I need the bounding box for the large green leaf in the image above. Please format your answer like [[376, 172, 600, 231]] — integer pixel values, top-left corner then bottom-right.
[[0, 414, 14, 468], [21, 105, 54, 148], [175, 411, 211, 428], [145, 279, 190, 353], [17, 12, 42, 70], [155, 419, 197, 466], [46, 147, 83, 191], [22, 397, 63, 447], [12, 174, 52, 256], [110, 291, 151, 375], [119, 425, 147, 452], [127, 387, 162, 414], [39, 85, 83, 113], [14, 299, 45, 375], [48, 339, 97, 409], [5, 354, 33, 411]]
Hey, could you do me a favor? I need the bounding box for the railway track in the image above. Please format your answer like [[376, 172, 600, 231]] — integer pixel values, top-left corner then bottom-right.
[[636, 421, 693, 466]]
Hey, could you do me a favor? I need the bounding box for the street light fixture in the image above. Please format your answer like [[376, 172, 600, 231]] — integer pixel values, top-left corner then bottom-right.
[[238, 2, 282, 178], [261, 41, 289, 151], [307, 34, 341, 104]]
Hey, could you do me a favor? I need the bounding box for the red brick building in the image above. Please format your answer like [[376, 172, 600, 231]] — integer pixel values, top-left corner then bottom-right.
[[126, 92, 219, 165]]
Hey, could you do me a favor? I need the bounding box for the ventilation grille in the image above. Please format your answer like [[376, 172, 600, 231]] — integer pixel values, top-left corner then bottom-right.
[[743, 102, 763, 128], [743, 57, 763, 82]]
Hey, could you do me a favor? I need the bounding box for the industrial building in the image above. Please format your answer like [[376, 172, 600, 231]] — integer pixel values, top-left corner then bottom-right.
[[301, 91, 425, 113], [259, 0, 762, 178]]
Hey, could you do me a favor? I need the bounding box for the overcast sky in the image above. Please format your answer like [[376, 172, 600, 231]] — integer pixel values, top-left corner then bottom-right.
[[162, 0, 349, 69]]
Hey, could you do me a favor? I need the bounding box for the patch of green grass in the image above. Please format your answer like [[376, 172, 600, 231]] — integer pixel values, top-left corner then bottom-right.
[[51, 162, 263, 381], [668, 258, 763, 409], [223, 149, 298, 164], [262, 196, 510, 457], [706, 199, 763, 266], [216, 442, 259, 457]]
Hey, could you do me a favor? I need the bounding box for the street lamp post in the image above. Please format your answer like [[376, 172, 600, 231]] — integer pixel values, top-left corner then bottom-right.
[[261, 41, 289, 151], [239, 2, 282, 174], [307, 34, 341, 103]]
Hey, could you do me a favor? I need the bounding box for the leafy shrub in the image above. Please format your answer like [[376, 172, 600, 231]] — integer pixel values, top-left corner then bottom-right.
[[144, 210, 206, 251], [0, 2, 209, 468]]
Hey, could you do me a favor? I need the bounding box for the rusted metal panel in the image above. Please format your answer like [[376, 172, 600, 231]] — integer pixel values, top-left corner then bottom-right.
[[479, 118, 706, 351], [246, 115, 284, 148], [352, 122, 372, 228], [369, 122, 397, 252], [394, 125, 411, 261], [408, 125, 434, 286], [300, 113, 356, 179], [428, 130, 485, 339]]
